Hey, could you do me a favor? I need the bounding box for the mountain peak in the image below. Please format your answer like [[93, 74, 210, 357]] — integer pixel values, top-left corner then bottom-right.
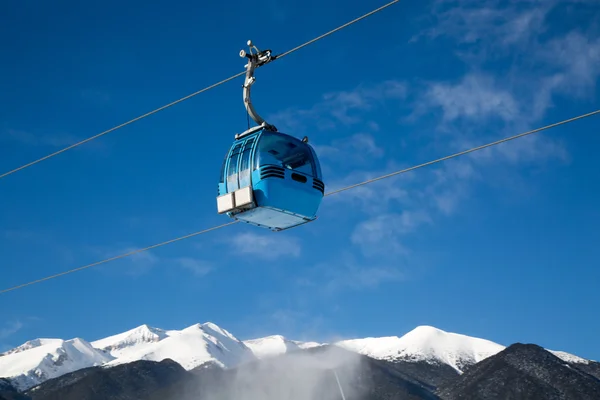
[[438, 343, 600, 400], [91, 324, 167, 358], [336, 325, 506, 373], [0, 339, 63, 357], [0, 336, 111, 391], [1, 322, 594, 394], [549, 349, 591, 364], [243, 335, 306, 359], [406, 325, 446, 336], [93, 321, 255, 373]]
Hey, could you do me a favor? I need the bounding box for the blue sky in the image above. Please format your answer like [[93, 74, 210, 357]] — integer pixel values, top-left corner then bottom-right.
[[1, 0, 600, 361]]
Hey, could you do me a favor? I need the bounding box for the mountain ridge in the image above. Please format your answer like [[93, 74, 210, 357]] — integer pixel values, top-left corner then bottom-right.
[[437, 343, 600, 399], [0, 322, 594, 392], [19, 343, 600, 400]]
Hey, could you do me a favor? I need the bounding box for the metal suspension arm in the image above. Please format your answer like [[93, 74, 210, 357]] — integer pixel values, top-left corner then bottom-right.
[[240, 40, 277, 131]]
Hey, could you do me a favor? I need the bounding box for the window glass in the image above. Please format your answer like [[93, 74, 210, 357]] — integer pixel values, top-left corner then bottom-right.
[[255, 132, 315, 176], [227, 143, 242, 188], [238, 139, 254, 187], [239, 139, 254, 172], [219, 152, 228, 183]]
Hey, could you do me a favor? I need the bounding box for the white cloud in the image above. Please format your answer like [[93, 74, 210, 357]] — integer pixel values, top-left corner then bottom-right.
[[422, 73, 519, 123], [539, 32, 600, 97], [323, 163, 413, 216], [109, 249, 159, 277], [175, 257, 213, 277], [467, 134, 570, 166], [245, 0, 598, 305], [0, 321, 23, 340], [351, 211, 432, 256], [268, 80, 407, 132], [323, 261, 405, 293], [314, 133, 384, 163], [3, 129, 105, 150], [2, 229, 36, 240], [86, 245, 159, 277], [231, 232, 301, 260], [424, 159, 479, 215], [289, 252, 405, 300], [414, 0, 600, 125]]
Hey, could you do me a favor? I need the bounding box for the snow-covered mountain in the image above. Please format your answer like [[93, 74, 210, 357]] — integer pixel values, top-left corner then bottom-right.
[[0, 338, 112, 391], [548, 350, 591, 364], [0, 322, 593, 392], [0, 322, 254, 391], [336, 325, 505, 373], [243, 335, 322, 359], [91, 324, 169, 359], [99, 322, 255, 370]]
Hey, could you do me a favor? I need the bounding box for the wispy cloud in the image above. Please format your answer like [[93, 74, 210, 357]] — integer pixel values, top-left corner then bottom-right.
[[0, 321, 23, 340], [415, 0, 553, 54], [2, 229, 36, 240], [1, 320, 24, 352], [321, 258, 405, 294], [538, 32, 600, 98], [230, 232, 302, 260], [108, 249, 159, 277], [322, 158, 416, 216], [87, 245, 214, 278], [404, 0, 597, 196], [3, 128, 107, 151], [174, 257, 213, 277], [418, 73, 519, 124], [351, 211, 432, 256], [413, 0, 600, 126], [268, 80, 407, 133], [5, 129, 81, 148], [314, 132, 385, 169]]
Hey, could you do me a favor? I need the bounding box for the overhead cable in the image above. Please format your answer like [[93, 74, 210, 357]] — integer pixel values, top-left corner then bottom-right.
[[0, 0, 401, 181], [1, 108, 597, 295], [0, 221, 239, 294], [324, 109, 600, 197]]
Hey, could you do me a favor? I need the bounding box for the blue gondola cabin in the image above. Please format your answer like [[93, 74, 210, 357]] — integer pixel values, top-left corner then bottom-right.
[[217, 126, 325, 231]]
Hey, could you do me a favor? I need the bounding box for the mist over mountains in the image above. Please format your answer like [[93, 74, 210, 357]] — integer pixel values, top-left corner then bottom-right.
[[1, 322, 598, 400]]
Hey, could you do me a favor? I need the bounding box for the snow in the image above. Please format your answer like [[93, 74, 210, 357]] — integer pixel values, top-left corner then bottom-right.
[[0, 339, 63, 357], [103, 323, 255, 370], [293, 340, 323, 350], [1, 322, 593, 392], [243, 335, 324, 359], [336, 325, 506, 373], [0, 322, 254, 391], [335, 326, 594, 373], [549, 350, 591, 364], [91, 324, 170, 359], [244, 335, 299, 359], [0, 338, 112, 391]]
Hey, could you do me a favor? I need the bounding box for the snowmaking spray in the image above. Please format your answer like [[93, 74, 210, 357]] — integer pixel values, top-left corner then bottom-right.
[[195, 345, 365, 400]]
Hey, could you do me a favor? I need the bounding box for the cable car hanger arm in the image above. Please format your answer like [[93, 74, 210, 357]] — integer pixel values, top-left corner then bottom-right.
[[239, 40, 278, 135]]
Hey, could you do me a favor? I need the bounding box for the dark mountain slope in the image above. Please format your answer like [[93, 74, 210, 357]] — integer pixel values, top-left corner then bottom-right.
[[382, 360, 459, 390], [0, 379, 30, 400], [573, 360, 600, 381], [303, 345, 458, 392], [437, 343, 600, 400], [13, 343, 600, 400], [151, 345, 441, 400], [25, 359, 186, 400]]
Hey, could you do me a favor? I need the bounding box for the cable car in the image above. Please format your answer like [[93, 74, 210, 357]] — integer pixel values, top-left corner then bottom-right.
[[216, 41, 325, 231]]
